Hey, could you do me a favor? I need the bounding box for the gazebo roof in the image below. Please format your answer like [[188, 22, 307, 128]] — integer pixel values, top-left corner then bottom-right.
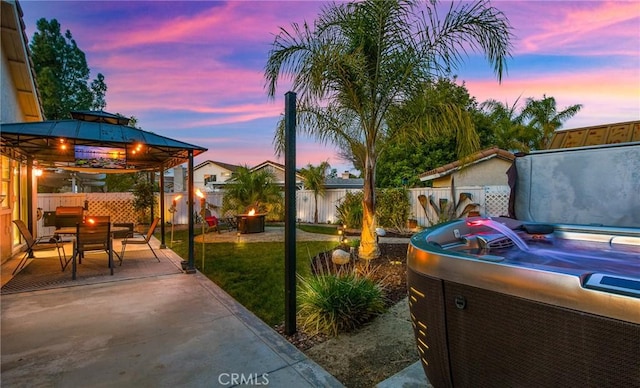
[[1, 111, 207, 172]]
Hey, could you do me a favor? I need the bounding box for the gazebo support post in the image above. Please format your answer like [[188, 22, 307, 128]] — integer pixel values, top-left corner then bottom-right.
[[26, 156, 35, 257], [159, 167, 166, 249], [186, 149, 196, 273]]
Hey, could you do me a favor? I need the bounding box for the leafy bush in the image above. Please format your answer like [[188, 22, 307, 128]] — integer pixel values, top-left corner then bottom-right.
[[132, 176, 157, 224], [298, 266, 386, 336], [335, 191, 363, 228], [375, 187, 411, 231], [221, 166, 283, 220]]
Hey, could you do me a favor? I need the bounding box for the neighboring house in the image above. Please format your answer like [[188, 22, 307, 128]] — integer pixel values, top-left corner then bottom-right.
[[1, 0, 45, 262], [187, 159, 361, 192], [192, 160, 241, 192], [250, 160, 304, 188], [324, 171, 364, 189], [419, 147, 515, 188]]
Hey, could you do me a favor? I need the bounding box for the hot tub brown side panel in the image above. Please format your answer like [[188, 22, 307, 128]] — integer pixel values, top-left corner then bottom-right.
[[408, 269, 453, 388], [443, 282, 640, 388]]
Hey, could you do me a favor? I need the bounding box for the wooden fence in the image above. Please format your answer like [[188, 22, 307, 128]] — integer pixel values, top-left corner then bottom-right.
[[37, 186, 510, 234]]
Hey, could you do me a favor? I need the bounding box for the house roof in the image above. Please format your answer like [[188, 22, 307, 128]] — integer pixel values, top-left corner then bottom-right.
[[1, 0, 43, 121], [194, 160, 241, 172], [251, 160, 304, 181], [419, 147, 515, 181], [324, 177, 364, 189], [250, 160, 286, 172]]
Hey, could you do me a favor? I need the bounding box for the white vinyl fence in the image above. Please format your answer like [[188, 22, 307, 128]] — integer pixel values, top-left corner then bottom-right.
[[296, 186, 511, 226], [37, 186, 510, 233]]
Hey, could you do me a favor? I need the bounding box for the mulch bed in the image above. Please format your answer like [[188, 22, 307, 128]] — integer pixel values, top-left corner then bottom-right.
[[275, 242, 409, 351]]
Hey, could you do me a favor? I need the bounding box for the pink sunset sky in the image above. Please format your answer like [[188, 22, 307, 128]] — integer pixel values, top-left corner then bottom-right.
[[18, 1, 640, 174]]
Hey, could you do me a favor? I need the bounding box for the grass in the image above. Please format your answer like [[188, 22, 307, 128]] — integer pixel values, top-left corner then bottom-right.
[[166, 228, 336, 326], [297, 223, 340, 235]]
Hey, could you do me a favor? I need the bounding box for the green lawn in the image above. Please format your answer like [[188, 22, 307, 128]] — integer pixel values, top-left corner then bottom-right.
[[297, 223, 340, 235], [166, 229, 336, 326]]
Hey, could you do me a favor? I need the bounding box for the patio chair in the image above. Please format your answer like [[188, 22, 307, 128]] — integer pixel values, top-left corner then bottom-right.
[[12, 219, 67, 275], [120, 217, 160, 263], [223, 210, 238, 231], [203, 209, 219, 233], [72, 221, 113, 279]]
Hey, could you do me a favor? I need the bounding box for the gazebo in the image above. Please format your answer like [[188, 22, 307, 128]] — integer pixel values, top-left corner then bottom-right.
[[0, 110, 207, 271]]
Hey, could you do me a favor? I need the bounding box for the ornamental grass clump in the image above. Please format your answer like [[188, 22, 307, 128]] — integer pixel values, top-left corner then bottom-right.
[[298, 266, 386, 337]]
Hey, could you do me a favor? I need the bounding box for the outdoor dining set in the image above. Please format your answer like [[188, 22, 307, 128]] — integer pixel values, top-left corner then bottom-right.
[[12, 206, 160, 280]]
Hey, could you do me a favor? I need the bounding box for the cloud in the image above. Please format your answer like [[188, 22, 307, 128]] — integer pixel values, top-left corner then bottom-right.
[[463, 66, 640, 128], [499, 1, 640, 56]]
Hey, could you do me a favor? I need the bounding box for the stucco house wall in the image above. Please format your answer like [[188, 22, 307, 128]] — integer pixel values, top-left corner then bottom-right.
[[431, 157, 513, 188], [192, 161, 239, 192], [1, 0, 44, 263]]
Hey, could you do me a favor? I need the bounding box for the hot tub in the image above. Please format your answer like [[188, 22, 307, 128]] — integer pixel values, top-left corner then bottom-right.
[[407, 142, 640, 387]]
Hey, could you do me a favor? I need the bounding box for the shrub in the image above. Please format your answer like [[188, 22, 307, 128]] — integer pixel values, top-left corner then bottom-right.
[[132, 177, 157, 224], [375, 187, 411, 231], [335, 191, 363, 228], [298, 266, 386, 336]]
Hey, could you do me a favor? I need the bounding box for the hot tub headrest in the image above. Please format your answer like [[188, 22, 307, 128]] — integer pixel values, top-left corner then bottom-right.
[[519, 224, 555, 235]]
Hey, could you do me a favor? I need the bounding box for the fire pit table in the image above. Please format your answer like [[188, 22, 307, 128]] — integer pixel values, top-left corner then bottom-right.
[[236, 213, 266, 234]]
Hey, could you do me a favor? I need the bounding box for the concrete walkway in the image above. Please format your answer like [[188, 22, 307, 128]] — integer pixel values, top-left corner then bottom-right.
[[1, 239, 343, 387]]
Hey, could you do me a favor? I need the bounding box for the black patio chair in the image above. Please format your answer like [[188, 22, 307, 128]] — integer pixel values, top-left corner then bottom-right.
[[223, 210, 238, 231], [72, 221, 113, 280], [12, 219, 67, 275]]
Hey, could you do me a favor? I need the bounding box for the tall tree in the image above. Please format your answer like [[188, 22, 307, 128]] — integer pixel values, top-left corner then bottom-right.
[[521, 95, 582, 149], [299, 161, 331, 223], [91, 73, 108, 110], [30, 18, 107, 119], [265, 0, 512, 259], [378, 77, 494, 188]]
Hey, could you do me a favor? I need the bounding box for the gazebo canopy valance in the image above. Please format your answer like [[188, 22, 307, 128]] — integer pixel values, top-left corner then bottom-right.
[[0, 110, 207, 172]]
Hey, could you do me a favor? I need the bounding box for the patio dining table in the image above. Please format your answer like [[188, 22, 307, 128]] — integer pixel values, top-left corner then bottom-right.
[[54, 226, 131, 236]]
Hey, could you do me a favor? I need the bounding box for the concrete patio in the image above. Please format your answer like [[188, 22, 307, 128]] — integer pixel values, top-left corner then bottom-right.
[[1, 235, 343, 387], [1, 230, 426, 387]]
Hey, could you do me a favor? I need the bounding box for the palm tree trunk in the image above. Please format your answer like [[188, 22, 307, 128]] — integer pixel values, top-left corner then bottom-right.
[[359, 157, 380, 260], [314, 193, 319, 224]]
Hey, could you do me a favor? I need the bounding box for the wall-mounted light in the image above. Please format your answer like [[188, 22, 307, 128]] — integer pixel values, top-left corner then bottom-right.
[[33, 168, 43, 177]]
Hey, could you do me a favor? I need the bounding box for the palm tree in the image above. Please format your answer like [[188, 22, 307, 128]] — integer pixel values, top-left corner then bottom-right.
[[299, 161, 331, 224], [265, 0, 512, 259], [221, 166, 283, 217], [521, 95, 582, 149], [480, 97, 536, 152]]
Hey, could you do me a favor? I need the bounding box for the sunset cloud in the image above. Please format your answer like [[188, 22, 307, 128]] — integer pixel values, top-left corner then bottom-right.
[[19, 1, 640, 172]]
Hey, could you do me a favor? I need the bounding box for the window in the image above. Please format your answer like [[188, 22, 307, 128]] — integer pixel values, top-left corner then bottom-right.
[[1, 155, 10, 209], [204, 174, 217, 184]]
